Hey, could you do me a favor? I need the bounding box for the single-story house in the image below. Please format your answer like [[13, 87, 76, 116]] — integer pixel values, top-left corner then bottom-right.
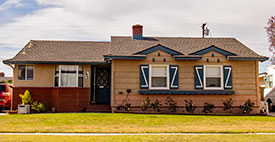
[[3, 24, 268, 113]]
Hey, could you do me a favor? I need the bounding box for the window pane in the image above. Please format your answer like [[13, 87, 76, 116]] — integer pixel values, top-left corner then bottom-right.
[[206, 67, 220, 76], [18, 65, 26, 80], [26, 65, 34, 80], [60, 66, 77, 87], [54, 77, 59, 87], [78, 77, 83, 87], [206, 78, 221, 87], [152, 66, 167, 76], [152, 77, 167, 87]]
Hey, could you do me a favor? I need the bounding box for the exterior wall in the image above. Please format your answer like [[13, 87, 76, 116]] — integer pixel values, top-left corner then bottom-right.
[[12, 87, 90, 112], [13, 64, 91, 87], [112, 50, 260, 114], [12, 64, 92, 112]]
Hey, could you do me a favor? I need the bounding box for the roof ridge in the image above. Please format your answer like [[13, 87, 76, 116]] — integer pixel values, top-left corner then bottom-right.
[[111, 36, 236, 39]]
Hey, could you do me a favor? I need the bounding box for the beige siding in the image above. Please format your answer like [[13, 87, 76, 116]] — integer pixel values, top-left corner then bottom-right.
[[14, 64, 91, 88], [112, 50, 260, 113]]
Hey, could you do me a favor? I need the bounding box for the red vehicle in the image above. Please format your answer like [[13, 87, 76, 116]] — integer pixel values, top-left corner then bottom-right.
[[0, 83, 12, 111]]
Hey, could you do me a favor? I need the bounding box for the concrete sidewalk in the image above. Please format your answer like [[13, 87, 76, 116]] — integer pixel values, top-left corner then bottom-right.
[[0, 133, 275, 136]]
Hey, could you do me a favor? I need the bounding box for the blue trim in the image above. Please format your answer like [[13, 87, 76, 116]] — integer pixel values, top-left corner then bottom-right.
[[133, 35, 143, 40], [135, 44, 183, 55], [140, 64, 149, 89], [174, 56, 202, 60], [139, 90, 235, 95], [190, 45, 236, 56], [104, 56, 146, 60], [228, 57, 269, 61], [2, 60, 110, 65], [169, 65, 179, 89]]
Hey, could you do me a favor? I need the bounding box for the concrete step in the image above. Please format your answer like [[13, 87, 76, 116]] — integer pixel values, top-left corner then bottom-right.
[[86, 104, 111, 113]]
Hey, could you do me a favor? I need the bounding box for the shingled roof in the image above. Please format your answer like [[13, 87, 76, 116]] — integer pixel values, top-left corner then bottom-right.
[[4, 40, 110, 64], [109, 36, 266, 59], [3, 36, 268, 64]]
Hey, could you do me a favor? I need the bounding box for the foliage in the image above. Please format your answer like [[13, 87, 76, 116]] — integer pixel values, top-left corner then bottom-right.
[[120, 89, 132, 111], [240, 99, 255, 114], [202, 102, 215, 113], [165, 96, 177, 112], [141, 97, 151, 111], [19, 90, 32, 105], [185, 100, 196, 113], [266, 16, 275, 64], [6, 80, 12, 84], [31, 101, 47, 113], [151, 99, 162, 112], [223, 98, 233, 111]]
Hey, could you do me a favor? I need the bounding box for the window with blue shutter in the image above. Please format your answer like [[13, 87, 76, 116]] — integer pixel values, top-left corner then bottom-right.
[[223, 66, 232, 89], [170, 65, 178, 89], [140, 65, 149, 89], [194, 65, 203, 89]]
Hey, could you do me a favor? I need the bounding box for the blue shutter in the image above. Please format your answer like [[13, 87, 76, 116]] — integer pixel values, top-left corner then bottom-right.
[[224, 66, 232, 89], [170, 65, 179, 89], [194, 65, 203, 89], [140, 65, 149, 89]]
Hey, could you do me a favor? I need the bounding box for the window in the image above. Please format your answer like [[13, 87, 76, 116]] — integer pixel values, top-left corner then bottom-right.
[[149, 65, 169, 89], [204, 65, 223, 90], [266, 75, 273, 88], [18, 65, 34, 80], [54, 65, 84, 87]]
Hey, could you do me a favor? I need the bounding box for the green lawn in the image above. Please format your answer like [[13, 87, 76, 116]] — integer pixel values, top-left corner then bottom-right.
[[0, 113, 275, 133], [0, 135, 275, 142]]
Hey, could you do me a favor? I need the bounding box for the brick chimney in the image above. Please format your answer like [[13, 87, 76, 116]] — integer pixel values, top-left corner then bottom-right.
[[132, 24, 143, 40]]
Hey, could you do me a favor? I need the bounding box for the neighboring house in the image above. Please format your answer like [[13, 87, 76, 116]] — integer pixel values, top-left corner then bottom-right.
[[263, 65, 275, 96], [3, 24, 268, 114]]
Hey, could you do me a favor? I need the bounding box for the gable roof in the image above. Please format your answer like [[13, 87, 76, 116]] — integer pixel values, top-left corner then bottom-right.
[[190, 45, 236, 56], [135, 44, 183, 55], [3, 40, 110, 64], [109, 36, 267, 59]]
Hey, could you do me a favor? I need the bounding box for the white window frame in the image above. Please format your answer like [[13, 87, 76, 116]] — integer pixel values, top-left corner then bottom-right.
[[203, 65, 223, 90], [56, 65, 80, 87], [149, 64, 169, 90], [18, 64, 34, 81]]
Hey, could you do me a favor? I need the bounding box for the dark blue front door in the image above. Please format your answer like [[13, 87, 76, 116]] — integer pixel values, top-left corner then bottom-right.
[[95, 67, 110, 104]]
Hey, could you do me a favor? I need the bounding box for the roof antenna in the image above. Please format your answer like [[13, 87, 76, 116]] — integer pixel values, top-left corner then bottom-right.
[[202, 23, 210, 38]]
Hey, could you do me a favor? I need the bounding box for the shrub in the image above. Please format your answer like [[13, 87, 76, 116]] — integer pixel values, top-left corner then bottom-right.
[[19, 90, 32, 105], [141, 97, 151, 111], [151, 99, 162, 112], [240, 99, 255, 114], [165, 96, 177, 112], [120, 89, 132, 111], [185, 100, 196, 113], [202, 102, 215, 113], [31, 101, 47, 113], [223, 98, 233, 111]]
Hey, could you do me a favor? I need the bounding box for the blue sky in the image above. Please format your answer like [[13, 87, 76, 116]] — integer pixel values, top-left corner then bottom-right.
[[0, 0, 275, 76]]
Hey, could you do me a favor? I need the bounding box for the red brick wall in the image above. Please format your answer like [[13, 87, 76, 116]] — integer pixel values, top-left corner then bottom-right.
[[12, 87, 90, 112]]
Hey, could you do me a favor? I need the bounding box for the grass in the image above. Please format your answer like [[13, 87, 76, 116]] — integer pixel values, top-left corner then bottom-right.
[[0, 135, 275, 142], [0, 113, 275, 133]]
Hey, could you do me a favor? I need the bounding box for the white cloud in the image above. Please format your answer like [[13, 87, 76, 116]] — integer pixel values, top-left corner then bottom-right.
[[0, 0, 24, 11], [0, 0, 275, 75]]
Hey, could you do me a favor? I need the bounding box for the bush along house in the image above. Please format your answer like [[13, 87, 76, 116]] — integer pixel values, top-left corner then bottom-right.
[[3, 24, 268, 114]]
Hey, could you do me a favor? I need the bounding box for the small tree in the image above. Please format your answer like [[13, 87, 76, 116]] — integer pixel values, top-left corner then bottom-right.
[[165, 96, 177, 113], [19, 90, 32, 105], [151, 99, 162, 112], [202, 102, 215, 113], [185, 100, 196, 113], [223, 98, 233, 112], [266, 16, 275, 64], [240, 99, 255, 114], [141, 97, 151, 111]]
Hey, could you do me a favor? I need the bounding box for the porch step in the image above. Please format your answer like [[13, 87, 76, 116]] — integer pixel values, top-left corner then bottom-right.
[[86, 104, 112, 113]]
